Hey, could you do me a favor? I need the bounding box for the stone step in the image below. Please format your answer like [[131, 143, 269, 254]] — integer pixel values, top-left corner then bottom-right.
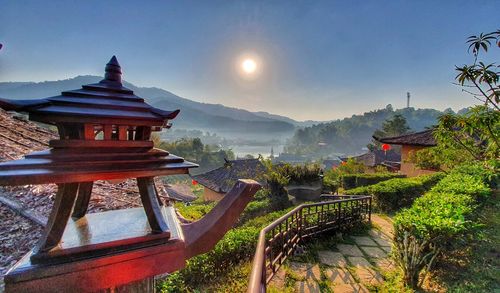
[[347, 256, 384, 286]]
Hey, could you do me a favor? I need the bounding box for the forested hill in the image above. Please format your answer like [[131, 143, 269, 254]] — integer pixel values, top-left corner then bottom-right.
[[284, 105, 453, 156]]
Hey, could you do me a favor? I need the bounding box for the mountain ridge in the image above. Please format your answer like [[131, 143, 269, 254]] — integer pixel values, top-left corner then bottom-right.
[[0, 76, 297, 137]]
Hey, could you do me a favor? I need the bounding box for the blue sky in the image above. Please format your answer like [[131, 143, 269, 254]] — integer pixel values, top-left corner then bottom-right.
[[0, 0, 498, 120]]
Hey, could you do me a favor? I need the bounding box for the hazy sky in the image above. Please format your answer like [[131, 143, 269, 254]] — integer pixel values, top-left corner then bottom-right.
[[0, 1, 498, 121]]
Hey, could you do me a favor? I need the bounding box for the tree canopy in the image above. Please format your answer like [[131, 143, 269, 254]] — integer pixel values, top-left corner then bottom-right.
[[368, 114, 411, 151]]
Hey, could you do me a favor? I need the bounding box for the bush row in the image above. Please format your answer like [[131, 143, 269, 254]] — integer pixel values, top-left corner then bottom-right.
[[275, 163, 321, 184], [392, 164, 496, 288], [345, 172, 445, 212], [342, 173, 406, 190]]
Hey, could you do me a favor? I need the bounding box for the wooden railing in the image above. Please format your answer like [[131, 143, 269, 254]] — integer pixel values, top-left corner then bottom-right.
[[247, 195, 372, 293]]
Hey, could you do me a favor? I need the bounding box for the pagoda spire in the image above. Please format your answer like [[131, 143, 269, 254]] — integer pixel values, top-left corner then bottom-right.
[[102, 55, 122, 84]]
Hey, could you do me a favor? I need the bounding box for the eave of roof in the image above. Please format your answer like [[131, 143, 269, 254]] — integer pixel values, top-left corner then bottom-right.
[[375, 129, 437, 146], [191, 159, 265, 194]]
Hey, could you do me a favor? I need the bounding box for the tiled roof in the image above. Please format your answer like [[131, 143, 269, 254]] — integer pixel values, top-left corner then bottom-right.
[[191, 159, 266, 193], [164, 183, 196, 202], [340, 149, 401, 167], [376, 129, 437, 146]]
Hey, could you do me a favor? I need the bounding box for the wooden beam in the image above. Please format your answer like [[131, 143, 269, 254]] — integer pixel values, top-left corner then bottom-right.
[[103, 125, 113, 140], [84, 124, 95, 140], [34, 183, 79, 254], [71, 182, 94, 219], [137, 177, 169, 233], [118, 126, 128, 141]]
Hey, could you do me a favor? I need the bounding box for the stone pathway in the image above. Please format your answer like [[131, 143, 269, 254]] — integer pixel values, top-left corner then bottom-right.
[[269, 215, 395, 292]]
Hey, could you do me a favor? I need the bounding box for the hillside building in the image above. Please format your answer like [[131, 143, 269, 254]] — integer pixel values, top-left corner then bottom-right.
[[340, 149, 401, 172], [376, 129, 437, 177]]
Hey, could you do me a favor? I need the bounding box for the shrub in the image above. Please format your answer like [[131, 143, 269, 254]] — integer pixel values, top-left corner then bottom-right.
[[342, 173, 406, 190], [236, 199, 271, 226], [265, 169, 292, 210], [342, 174, 357, 190], [323, 174, 340, 193], [175, 201, 217, 221], [275, 163, 321, 184], [345, 172, 445, 212], [393, 163, 493, 288]]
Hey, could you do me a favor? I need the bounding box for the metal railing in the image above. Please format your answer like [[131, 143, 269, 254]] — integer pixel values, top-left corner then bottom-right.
[[247, 195, 371, 293]]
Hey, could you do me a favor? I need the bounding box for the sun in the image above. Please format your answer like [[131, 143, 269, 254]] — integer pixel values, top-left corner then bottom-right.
[[241, 58, 257, 74]]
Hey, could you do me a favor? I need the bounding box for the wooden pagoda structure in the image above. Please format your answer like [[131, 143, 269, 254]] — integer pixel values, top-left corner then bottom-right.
[[0, 57, 260, 292]]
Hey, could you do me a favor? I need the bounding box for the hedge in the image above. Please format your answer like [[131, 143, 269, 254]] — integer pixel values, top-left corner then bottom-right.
[[342, 173, 406, 190], [158, 207, 294, 291], [345, 172, 445, 212], [392, 163, 495, 288]]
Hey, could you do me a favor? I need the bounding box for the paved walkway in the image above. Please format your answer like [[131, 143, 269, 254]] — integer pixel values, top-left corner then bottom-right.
[[269, 215, 395, 292]]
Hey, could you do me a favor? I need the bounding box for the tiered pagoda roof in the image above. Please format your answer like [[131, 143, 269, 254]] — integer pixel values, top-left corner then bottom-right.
[[0, 56, 179, 127], [0, 56, 197, 186]]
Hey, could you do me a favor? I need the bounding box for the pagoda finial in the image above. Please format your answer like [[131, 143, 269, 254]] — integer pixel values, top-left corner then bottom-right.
[[103, 55, 122, 84]]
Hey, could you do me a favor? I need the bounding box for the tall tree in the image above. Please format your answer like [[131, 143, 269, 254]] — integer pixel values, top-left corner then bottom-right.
[[368, 114, 411, 151], [434, 30, 499, 162]]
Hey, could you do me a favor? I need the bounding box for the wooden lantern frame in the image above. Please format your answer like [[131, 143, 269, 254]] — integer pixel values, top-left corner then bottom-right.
[[0, 57, 261, 292]]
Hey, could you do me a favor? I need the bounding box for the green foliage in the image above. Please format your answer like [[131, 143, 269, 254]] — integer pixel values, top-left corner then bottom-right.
[[435, 106, 499, 161], [176, 201, 217, 221], [341, 173, 405, 190], [392, 163, 493, 288], [368, 113, 411, 151], [275, 163, 321, 184], [437, 29, 500, 164], [322, 173, 340, 193], [337, 158, 366, 174], [345, 173, 445, 212], [341, 175, 357, 190], [408, 145, 474, 171], [236, 198, 272, 226], [157, 137, 235, 173], [455, 30, 499, 108], [435, 195, 500, 292], [260, 160, 321, 210], [263, 166, 291, 210], [323, 158, 367, 192]]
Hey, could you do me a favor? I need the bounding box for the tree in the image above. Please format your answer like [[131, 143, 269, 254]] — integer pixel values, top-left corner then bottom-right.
[[455, 30, 500, 110], [368, 114, 411, 151], [435, 30, 499, 164]]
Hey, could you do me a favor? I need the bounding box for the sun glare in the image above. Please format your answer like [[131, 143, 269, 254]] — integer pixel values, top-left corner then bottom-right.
[[242, 58, 257, 74]]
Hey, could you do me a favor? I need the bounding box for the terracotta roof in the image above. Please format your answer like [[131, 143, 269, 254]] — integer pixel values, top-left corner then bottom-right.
[[375, 129, 437, 146], [340, 149, 401, 167], [191, 159, 265, 193]]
